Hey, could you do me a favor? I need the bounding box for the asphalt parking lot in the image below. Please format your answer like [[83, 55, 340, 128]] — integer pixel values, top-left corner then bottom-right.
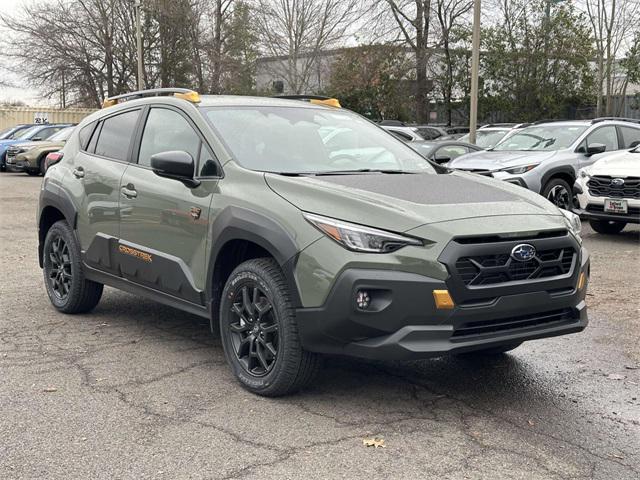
[[1, 172, 638, 480]]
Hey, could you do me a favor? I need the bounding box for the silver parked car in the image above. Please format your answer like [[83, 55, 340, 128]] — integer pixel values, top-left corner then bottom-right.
[[448, 118, 640, 209]]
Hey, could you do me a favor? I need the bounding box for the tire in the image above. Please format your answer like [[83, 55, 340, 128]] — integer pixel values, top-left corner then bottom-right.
[[542, 178, 573, 210], [43, 220, 103, 313], [27, 169, 40, 176], [589, 219, 626, 234], [458, 343, 522, 356], [219, 258, 321, 397], [39, 155, 48, 175]]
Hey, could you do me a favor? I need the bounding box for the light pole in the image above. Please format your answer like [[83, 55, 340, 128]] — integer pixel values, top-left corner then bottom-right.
[[134, 1, 143, 90], [468, 0, 481, 144]]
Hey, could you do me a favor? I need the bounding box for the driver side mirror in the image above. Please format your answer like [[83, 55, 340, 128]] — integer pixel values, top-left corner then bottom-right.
[[150, 150, 200, 188], [32, 136, 42, 141], [586, 143, 606, 156], [629, 140, 640, 149]]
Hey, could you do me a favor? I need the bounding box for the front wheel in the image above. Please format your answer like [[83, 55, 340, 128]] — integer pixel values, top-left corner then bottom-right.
[[219, 258, 320, 396], [589, 219, 626, 234], [542, 178, 573, 210], [43, 220, 103, 313]]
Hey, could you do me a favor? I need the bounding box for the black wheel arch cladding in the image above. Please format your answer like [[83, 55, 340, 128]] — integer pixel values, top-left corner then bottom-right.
[[206, 206, 303, 329], [38, 185, 79, 268]]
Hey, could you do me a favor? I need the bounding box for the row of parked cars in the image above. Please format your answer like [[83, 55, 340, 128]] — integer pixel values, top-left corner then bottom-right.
[[383, 118, 640, 235], [0, 123, 75, 175]]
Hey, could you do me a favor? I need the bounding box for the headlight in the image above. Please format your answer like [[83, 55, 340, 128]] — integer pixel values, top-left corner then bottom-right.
[[560, 209, 581, 238], [303, 213, 423, 253], [502, 164, 539, 175]]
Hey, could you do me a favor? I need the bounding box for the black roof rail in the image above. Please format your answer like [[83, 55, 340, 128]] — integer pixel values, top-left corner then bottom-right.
[[531, 119, 577, 125], [591, 117, 640, 125], [103, 88, 200, 108]]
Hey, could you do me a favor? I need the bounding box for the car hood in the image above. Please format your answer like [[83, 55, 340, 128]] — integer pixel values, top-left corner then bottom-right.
[[586, 150, 640, 177], [265, 171, 562, 233], [448, 149, 558, 171], [13, 140, 63, 150]]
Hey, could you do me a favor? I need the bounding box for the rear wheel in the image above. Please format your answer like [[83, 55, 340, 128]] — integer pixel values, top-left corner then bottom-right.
[[589, 219, 626, 234], [542, 178, 573, 210], [43, 220, 103, 313], [219, 258, 320, 396], [27, 168, 40, 176]]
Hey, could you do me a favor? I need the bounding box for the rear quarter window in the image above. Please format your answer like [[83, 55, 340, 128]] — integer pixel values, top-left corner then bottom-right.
[[93, 110, 140, 161], [78, 122, 97, 151]]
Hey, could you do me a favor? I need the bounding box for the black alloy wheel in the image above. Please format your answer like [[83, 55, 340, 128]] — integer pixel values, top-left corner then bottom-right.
[[46, 235, 72, 301], [543, 178, 573, 210], [228, 283, 279, 376]]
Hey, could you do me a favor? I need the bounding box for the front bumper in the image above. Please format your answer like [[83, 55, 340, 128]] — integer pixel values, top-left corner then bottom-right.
[[296, 244, 589, 360], [574, 178, 640, 224], [5, 157, 29, 172]]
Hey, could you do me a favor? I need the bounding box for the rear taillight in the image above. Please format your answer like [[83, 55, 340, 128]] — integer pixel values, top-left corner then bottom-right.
[[44, 152, 63, 171]]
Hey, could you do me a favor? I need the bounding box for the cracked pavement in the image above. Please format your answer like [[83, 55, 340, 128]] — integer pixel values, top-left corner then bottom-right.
[[1, 173, 639, 479]]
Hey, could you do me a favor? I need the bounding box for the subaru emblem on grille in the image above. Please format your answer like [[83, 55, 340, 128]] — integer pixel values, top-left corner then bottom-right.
[[511, 244, 536, 262], [610, 178, 625, 187]]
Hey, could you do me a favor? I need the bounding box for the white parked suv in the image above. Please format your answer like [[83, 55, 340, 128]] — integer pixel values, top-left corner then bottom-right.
[[574, 144, 640, 234]]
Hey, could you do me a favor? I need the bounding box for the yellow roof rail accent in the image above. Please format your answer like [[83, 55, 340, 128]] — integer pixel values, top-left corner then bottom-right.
[[275, 95, 341, 108], [102, 88, 201, 108], [310, 98, 341, 108], [173, 90, 201, 103]]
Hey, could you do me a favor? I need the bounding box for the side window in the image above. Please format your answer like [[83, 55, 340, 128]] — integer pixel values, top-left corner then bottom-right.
[[198, 143, 219, 177], [87, 122, 102, 154], [138, 108, 201, 167], [94, 110, 140, 161], [587, 126, 618, 151], [434, 145, 468, 161], [619, 126, 640, 149], [78, 122, 96, 151], [389, 129, 411, 142]]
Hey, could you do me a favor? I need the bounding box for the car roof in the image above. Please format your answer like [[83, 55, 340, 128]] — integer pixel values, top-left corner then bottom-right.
[[197, 95, 333, 109]]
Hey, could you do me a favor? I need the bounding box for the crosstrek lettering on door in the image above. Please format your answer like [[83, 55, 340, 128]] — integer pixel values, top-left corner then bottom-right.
[[118, 244, 153, 263]]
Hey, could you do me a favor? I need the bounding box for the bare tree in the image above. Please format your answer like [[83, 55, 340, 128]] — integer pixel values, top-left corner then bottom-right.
[[254, 0, 360, 94], [434, 0, 473, 125], [583, 0, 640, 116], [369, 1, 434, 123]]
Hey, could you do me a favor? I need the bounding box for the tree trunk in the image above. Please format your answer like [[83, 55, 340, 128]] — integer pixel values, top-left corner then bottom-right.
[[212, 0, 223, 94]]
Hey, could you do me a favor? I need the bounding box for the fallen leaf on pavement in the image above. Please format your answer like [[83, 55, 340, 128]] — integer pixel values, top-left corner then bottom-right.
[[43, 386, 57, 392], [607, 374, 625, 380], [527, 420, 535, 426], [608, 453, 624, 459], [363, 437, 385, 448]]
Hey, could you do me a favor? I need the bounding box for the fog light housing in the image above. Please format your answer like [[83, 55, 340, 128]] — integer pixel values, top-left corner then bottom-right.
[[355, 290, 371, 310], [433, 289, 455, 310]]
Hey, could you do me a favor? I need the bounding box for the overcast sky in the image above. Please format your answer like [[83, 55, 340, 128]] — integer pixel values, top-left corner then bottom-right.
[[0, 0, 44, 105]]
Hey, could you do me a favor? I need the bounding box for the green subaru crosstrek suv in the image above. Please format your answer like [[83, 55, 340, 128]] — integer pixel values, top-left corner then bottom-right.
[[38, 88, 589, 396]]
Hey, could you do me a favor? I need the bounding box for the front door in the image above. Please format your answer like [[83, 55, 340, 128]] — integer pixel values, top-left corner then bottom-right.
[[118, 106, 218, 305]]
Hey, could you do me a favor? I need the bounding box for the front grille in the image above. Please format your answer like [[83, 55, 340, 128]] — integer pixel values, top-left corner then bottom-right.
[[587, 176, 640, 199], [455, 247, 575, 286], [586, 204, 640, 217], [452, 308, 576, 338]]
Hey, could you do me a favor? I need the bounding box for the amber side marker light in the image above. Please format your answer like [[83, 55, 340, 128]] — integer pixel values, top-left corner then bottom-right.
[[577, 272, 587, 290], [433, 290, 455, 310]]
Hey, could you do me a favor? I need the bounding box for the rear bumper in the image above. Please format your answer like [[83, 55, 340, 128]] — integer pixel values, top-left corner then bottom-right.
[[296, 246, 589, 360]]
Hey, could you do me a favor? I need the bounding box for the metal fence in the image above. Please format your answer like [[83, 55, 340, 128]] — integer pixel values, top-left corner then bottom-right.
[[0, 107, 96, 130]]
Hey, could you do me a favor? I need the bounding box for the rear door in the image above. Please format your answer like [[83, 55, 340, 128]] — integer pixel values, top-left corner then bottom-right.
[[71, 108, 141, 274], [117, 105, 219, 305]]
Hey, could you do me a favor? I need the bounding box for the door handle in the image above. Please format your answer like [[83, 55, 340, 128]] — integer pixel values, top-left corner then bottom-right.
[[121, 185, 137, 199], [72, 167, 84, 178]]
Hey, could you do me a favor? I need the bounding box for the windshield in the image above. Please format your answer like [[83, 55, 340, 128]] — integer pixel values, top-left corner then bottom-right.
[[48, 126, 74, 142], [0, 127, 14, 139], [203, 106, 435, 174], [16, 126, 41, 139], [493, 125, 587, 151], [459, 130, 509, 149]]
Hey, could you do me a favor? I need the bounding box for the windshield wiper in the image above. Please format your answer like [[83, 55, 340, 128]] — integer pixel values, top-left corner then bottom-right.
[[312, 168, 415, 176]]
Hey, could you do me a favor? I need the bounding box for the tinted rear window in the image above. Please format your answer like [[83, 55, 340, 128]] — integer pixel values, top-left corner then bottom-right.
[[94, 110, 140, 161]]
